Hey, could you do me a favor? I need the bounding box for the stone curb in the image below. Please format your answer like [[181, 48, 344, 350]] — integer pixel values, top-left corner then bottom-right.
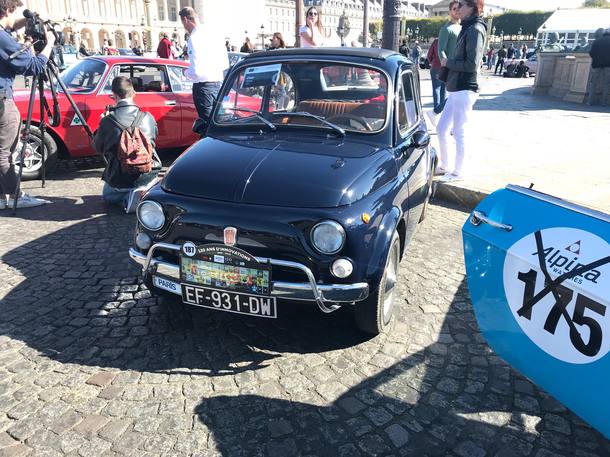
[[432, 181, 489, 211]]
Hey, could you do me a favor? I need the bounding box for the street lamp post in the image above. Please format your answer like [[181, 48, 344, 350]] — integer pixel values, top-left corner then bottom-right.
[[382, 0, 401, 51], [492, 26, 496, 44], [260, 24, 265, 49]]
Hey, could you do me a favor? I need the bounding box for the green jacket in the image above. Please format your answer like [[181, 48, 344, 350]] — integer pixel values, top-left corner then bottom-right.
[[438, 21, 461, 60]]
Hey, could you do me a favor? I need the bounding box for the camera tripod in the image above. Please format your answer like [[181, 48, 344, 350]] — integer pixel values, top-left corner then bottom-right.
[[11, 57, 93, 214]]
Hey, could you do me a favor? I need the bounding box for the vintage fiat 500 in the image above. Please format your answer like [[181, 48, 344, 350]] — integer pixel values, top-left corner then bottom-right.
[[129, 48, 435, 334]]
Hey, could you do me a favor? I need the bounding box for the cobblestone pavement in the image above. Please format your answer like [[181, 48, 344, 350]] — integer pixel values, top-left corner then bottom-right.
[[1, 166, 609, 457]]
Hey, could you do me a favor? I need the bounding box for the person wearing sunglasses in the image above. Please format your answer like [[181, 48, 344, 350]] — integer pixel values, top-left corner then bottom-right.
[[300, 6, 326, 48], [436, 0, 487, 182]]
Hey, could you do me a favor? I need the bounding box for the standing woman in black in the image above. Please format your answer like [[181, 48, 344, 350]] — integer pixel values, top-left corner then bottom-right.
[[436, 0, 487, 181]]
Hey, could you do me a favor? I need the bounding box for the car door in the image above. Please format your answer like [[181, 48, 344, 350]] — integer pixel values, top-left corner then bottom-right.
[[167, 65, 198, 145], [393, 68, 430, 241], [98, 64, 181, 149], [462, 185, 610, 438]]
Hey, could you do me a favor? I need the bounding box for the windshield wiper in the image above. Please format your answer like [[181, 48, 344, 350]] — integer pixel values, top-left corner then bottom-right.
[[276, 112, 345, 137], [222, 107, 276, 131]]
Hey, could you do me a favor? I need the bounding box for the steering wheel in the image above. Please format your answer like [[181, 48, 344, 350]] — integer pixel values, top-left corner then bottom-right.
[[326, 114, 373, 131]]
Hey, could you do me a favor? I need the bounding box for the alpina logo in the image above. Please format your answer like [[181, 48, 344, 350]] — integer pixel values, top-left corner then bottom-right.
[[224, 227, 237, 246], [565, 240, 581, 255], [532, 242, 601, 285]]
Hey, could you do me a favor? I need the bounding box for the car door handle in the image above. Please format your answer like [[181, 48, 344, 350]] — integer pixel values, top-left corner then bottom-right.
[[164, 100, 177, 106], [470, 210, 513, 232]]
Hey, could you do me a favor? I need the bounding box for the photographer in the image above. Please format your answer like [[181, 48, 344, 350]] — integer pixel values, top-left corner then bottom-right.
[[0, 0, 55, 209]]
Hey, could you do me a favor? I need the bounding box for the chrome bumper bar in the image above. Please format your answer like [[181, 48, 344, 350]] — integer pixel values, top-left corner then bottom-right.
[[129, 243, 369, 313]]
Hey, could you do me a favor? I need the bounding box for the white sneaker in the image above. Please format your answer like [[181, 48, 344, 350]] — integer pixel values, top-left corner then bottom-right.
[[7, 193, 50, 208], [434, 165, 450, 176], [437, 172, 464, 183], [425, 109, 439, 127]]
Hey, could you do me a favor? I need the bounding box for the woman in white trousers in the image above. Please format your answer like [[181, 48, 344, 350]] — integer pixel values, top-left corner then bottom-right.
[[436, 0, 487, 182]]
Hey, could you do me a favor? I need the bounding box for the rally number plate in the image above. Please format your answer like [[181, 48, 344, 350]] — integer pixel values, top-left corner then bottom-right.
[[181, 284, 277, 318]]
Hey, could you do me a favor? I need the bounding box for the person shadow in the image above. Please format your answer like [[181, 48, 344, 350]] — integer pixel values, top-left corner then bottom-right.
[[193, 278, 610, 456]]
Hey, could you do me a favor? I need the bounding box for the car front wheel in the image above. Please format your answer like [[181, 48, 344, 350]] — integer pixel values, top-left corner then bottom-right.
[[13, 126, 59, 181], [354, 232, 401, 334]]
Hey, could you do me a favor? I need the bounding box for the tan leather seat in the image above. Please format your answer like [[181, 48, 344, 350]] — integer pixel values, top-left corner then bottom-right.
[[296, 100, 361, 118]]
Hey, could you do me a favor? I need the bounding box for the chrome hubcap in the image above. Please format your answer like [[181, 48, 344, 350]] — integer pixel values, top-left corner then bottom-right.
[[382, 242, 400, 319], [14, 136, 43, 172]]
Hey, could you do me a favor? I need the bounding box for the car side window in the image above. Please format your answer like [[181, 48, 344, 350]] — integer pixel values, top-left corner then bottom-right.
[[168, 66, 193, 93], [100, 65, 171, 94], [397, 72, 418, 135]]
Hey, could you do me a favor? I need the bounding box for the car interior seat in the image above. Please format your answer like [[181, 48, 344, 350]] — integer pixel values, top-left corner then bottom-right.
[[130, 77, 144, 92]]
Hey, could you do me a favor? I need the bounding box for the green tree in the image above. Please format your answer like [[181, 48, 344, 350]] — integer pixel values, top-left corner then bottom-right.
[[583, 0, 610, 7], [491, 11, 552, 39]]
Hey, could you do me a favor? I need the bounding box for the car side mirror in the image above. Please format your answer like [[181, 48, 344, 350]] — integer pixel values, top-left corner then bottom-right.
[[411, 130, 430, 149]]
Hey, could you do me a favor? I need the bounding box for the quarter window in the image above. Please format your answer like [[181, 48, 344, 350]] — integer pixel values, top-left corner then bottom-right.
[[397, 72, 418, 134], [168, 66, 193, 93]]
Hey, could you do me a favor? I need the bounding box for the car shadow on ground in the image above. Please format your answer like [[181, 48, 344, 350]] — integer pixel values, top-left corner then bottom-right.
[[0, 206, 370, 379]]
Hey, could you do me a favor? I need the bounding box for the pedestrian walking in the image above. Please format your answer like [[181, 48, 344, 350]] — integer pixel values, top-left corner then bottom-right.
[[300, 6, 326, 47], [240, 37, 253, 53], [486, 45, 494, 70], [427, 0, 460, 126], [0, 0, 55, 209], [411, 41, 422, 65], [494, 44, 506, 75], [399, 39, 410, 57], [179, 7, 229, 125], [157, 33, 172, 59], [506, 42, 515, 59], [426, 38, 445, 116], [436, 0, 487, 182], [521, 44, 528, 59], [93, 76, 161, 212], [587, 27, 610, 105]]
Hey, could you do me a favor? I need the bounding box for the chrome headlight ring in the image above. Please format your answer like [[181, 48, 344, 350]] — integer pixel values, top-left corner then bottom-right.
[[311, 220, 346, 255], [137, 200, 165, 231]]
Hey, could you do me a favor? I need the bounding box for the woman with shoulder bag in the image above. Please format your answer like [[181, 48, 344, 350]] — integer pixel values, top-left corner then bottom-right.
[[436, 0, 487, 181]]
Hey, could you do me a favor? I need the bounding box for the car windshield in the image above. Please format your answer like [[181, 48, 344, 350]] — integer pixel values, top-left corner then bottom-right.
[[214, 61, 388, 133], [58, 59, 106, 93]]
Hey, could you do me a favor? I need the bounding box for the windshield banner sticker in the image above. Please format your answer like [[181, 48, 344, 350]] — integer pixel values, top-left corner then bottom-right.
[[503, 227, 610, 364], [241, 64, 282, 88]]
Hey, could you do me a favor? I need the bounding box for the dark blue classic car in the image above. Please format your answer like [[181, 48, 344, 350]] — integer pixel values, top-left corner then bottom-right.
[[129, 48, 436, 334]]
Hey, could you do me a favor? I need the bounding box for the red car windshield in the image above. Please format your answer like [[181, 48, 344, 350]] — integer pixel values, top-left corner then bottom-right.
[[215, 61, 388, 133], [58, 59, 107, 93]]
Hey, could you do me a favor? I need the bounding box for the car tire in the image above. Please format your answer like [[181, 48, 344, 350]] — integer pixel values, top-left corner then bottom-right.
[[354, 232, 401, 335], [14, 126, 59, 181]]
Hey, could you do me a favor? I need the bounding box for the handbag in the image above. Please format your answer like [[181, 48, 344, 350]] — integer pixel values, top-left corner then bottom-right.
[[438, 66, 449, 83]]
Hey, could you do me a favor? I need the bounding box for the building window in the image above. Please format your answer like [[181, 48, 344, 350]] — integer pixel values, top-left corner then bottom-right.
[[169, 6, 177, 21], [158, 4, 165, 21]]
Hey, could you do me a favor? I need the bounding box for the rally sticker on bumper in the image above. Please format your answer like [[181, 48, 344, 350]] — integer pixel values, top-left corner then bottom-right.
[[503, 227, 610, 364]]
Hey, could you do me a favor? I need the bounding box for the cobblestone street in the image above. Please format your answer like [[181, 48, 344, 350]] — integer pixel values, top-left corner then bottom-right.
[[0, 165, 609, 456]]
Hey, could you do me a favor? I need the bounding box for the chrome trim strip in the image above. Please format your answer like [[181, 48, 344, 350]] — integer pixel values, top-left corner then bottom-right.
[[129, 244, 369, 311], [506, 184, 610, 224], [470, 210, 513, 232]]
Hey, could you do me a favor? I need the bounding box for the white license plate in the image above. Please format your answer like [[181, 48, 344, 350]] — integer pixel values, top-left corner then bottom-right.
[[152, 276, 180, 294], [181, 284, 277, 318]]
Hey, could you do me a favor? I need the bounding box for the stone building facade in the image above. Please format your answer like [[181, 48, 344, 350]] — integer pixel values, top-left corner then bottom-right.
[[21, 0, 205, 52]]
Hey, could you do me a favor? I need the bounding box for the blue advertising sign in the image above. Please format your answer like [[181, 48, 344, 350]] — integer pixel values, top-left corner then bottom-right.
[[463, 185, 610, 437]]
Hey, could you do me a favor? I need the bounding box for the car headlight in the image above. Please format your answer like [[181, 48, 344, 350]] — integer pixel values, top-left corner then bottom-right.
[[311, 220, 346, 254], [137, 201, 165, 231]]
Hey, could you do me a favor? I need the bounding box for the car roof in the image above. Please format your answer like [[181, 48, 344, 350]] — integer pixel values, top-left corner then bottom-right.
[[243, 47, 400, 61], [87, 56, 189, 66]]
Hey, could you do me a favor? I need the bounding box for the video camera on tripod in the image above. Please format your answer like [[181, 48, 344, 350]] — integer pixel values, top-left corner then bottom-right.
[[22, 9, 64, 52]]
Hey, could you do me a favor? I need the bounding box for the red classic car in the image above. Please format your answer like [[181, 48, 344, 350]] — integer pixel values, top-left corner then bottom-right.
[[14, 56, 199, 179]]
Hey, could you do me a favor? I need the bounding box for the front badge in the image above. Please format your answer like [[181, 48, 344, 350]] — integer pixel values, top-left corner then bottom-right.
[[224, 227, 237, 246]]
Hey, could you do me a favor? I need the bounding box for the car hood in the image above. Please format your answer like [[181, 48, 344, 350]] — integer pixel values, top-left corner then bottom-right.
[[162, 135, 397, 208]]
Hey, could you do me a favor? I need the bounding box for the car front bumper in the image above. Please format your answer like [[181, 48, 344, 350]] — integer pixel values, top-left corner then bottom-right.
[[129, 243, 369, 313]]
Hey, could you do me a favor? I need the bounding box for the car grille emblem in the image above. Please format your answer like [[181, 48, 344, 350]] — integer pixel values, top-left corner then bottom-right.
[[224, 227, 237, 246]]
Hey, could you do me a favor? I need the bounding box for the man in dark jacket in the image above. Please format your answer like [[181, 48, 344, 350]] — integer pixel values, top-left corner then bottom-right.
[[93, 76, 161, 211], [587, 28, 610, 105], [494, 44, 507, 75]]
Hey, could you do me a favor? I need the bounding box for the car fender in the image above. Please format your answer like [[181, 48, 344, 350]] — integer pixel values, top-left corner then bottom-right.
[[28, 122, 68, 158], [365, 205, 402, 287]]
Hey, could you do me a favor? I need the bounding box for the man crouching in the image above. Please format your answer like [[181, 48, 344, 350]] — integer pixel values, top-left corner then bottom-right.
[[93, 76, 161, 212]]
